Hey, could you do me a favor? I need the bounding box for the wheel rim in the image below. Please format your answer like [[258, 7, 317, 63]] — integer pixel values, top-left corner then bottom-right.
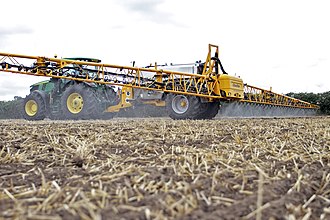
[[25, 100, 38, 116], [171, 95, 189, 114], [67, 93, 84, 114]]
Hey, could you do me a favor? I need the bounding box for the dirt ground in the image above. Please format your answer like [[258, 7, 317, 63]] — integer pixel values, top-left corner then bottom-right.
[[0, 117, 329, 220]]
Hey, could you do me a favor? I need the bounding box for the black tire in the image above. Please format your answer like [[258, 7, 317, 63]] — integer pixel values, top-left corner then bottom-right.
[[23, 92, 47, 120], [93, 86, 119, 120], [165, 94, 204, 120], [60, 84, 100, 120], [198, 102, 220, 119]]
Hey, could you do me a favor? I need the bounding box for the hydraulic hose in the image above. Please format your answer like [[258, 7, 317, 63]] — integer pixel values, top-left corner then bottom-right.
[[211, 52, 228, 74]]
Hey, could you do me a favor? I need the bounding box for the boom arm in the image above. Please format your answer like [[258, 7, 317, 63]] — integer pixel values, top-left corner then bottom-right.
[[243, 85, 319, 109], [0, 45, 319, 111], [0, 51, 222, 99]]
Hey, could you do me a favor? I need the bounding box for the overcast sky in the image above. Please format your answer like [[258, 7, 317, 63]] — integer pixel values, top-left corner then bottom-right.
[[0, 0, 329, 100]]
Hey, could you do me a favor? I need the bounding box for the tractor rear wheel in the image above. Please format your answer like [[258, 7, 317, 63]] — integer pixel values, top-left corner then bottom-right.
[[166, 94, 204, 120], [23, 92, 47, 120], [92, 87, 118, 120], [61, 84, 100, 120]]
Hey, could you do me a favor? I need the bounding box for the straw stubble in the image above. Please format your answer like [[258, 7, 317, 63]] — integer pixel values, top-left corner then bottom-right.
[[0, 117, 329, 219]]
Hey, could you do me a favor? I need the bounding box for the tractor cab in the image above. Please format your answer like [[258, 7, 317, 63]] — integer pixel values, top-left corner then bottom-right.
[[64, 57, 102, 63], [29, 80, 55, 93], [62, 57, 102, 79]]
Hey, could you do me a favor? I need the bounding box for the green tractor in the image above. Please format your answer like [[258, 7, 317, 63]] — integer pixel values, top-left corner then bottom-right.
[[22, 58, 119, 120]]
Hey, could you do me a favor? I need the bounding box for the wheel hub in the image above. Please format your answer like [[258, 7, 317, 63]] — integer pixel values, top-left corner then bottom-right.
[[31, 104, 37, 112], [172, 95, 189, 114], [67, 93, 84, 114], [25, 100, 38, 116]]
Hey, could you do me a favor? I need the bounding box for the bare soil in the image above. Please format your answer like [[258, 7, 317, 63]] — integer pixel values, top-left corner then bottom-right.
[[0, 117, 329, 219]]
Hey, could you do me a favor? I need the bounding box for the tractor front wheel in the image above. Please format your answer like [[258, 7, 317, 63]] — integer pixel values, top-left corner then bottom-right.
[[23, 92, 47, 120]]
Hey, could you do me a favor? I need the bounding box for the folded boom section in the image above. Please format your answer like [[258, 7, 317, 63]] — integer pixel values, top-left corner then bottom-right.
[[243, 85, 318, 109]]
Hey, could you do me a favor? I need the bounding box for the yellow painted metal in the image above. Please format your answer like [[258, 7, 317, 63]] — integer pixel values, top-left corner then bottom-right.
[[243, 84, 319, 109], [0, 49, 223, 100], [0, 45, 319, 110], [25, 100, 38, 116], [107, 87, 133, 112], [140, 100, 166, 107], [218, 74, 244, 98], [202, 44, 218, 77], [66, 93, 83, 114], [154, 62, 163, 88]]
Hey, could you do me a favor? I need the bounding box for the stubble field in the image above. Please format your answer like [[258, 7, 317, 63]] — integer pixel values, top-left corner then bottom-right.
[[0, 117, 330, 220]]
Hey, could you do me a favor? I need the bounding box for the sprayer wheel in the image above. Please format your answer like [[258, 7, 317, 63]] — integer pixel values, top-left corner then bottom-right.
[[198, 102, 220, 119], [166, 94, 205, 120]]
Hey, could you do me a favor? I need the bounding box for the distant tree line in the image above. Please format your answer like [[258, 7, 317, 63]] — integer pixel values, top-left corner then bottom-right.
[[286, 91, 330, 115], [0, 97, 23, 119]]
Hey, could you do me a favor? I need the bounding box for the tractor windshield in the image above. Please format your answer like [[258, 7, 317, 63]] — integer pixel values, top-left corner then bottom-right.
[[63, 57, 101, 79]]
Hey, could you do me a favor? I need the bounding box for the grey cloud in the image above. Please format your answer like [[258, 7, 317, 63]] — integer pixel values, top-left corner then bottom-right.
[[115, 0, 184, 26], [123, 0, 165, 13], [0, 25, 34, 36], [316, 83, 324, 88], [318, 58, 327, 62], [0, 26, 33, 48], [307, 57, 327, 68], [111, 25, 126, 30], [0, 79, 26, 91], [0, 84, 26, 100], [308, 63, 318, 68]]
